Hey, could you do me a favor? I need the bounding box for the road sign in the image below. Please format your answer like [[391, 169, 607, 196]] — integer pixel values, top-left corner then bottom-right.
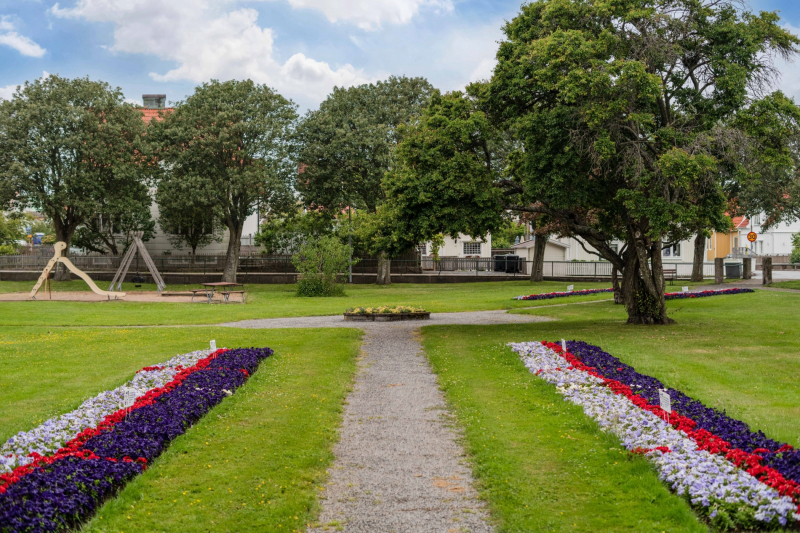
[[747, 232, 757, 242]]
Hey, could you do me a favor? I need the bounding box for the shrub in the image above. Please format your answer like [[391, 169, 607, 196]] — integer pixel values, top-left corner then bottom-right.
[[0, 244, 17, 255], [292, 236, 354, 297]]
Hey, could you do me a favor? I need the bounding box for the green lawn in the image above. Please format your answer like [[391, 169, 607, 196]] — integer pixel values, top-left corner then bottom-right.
[[0, 279, 619, 326], [421, 289, 800, 532], [771, 280, 800, 290], [0, 326, 362, 533]]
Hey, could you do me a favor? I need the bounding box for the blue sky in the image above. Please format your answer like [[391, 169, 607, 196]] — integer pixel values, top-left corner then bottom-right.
[[1, 0, 799, 111]]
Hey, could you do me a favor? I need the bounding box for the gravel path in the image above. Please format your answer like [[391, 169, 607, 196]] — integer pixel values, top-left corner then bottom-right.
[[221, 310, 551, 533]]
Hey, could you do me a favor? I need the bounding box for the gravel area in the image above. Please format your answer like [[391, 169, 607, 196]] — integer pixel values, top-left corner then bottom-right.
[[221, 310, 551, 533]]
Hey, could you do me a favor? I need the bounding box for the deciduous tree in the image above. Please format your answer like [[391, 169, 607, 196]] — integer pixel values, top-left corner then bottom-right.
[[296, 76, 434, 284], [150, 80, 297, 282], [384, 0, 799, 324], [0, 75, 151, 279]]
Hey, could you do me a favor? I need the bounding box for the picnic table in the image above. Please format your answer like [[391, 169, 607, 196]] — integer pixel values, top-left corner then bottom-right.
[[192, 282, 247, 304]]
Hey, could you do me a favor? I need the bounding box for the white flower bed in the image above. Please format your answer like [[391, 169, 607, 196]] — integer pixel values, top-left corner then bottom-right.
[[510, 341, 799, 527], [0, 349, 212, 472]]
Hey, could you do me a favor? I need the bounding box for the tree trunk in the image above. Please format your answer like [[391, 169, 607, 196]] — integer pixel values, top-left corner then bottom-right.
[[691, 234, 706, 282], [620, 238, 672, 325], [762, 257, 772, 286], [190, 246, 197, 269], [376, 252, 392, 285], [612, 267, 623, 304], [222, 224, 243, 283], [742, 257, 751, 280], [529, 235, 547, 282], [714, 258, 724, 285]]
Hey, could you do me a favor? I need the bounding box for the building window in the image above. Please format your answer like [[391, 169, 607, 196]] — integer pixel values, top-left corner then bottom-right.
[[707, 237, 713, 250], [463, 242, 481, 255], [734, 237, 739, 249], [662, 243, 681, 258], [753, 214, 760, 225], [417, 243, 427, 256]]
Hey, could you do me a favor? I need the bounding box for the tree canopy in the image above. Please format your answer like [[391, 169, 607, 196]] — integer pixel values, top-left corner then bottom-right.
[[383, 0, 800, 324], [0, 75, 151, 277], [296, 75, 435, 214], [150, 80, 297, 282]]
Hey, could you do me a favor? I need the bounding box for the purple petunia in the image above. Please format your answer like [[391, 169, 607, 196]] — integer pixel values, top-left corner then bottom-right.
[[0, 347, 273, 533]]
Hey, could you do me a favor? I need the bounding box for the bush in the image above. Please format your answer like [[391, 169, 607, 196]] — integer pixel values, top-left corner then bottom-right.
[[292, 236, 354, 297], [0, 244, 17, 255], [791, 248, 800, 265]]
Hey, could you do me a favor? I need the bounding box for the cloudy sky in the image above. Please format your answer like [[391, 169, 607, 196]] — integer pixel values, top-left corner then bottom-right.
[[1, 0, 799, 111]]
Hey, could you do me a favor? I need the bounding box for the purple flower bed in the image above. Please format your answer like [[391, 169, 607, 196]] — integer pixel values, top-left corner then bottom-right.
[[513, 288, 614, 301], [565, 341, 800, 485], [0, 347, 273, 533], [664, 288, 755, 300]]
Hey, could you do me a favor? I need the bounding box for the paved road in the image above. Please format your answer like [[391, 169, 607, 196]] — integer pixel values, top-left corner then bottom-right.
[[222, 310, 551, 533]]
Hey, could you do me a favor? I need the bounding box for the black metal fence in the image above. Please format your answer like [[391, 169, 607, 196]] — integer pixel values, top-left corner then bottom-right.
[[0, 253, 715, 278]]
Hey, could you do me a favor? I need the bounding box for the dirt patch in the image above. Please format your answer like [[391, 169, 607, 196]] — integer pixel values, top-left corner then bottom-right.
[[0, 291, 203, 303]]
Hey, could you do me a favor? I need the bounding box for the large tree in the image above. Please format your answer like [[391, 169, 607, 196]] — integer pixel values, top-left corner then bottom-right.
[[384, 0, 799, 324], [150, 80, 297, 282], [0, 75, 151, 279], [295, 75, 434, 284]]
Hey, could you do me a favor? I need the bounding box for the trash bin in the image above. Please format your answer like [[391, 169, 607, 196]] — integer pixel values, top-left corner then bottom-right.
[[494, 254, 521, 273], [725, 263, 742, 279]]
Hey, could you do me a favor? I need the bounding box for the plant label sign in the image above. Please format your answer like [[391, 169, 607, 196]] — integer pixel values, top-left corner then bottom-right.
[[210, 340, 217, 351], [658, 389, 672, 414], [682, 286, 689, 293], [561, 339, 567, 352], [122, 388, 137, 409], [567, 285, 574, 292]]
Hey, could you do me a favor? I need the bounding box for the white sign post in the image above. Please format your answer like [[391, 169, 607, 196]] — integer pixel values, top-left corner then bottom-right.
[[561, 339, 567, 352], [210, 339, 217, 351], [122, 387, 137, 418], [567, 285, 574, 292], [682, 286, 689, 293], [658, 389, 672, 421]]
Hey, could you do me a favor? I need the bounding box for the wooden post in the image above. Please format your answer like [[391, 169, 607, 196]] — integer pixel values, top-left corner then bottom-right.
[[763, 257, 773, 286], [742, 258, 752, 280], [714, 258, 724, 285]]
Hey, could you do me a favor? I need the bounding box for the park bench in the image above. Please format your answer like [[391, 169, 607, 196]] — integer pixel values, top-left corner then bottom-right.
[[220, 290, 247, 304], [663, 269, 677, 285], [190, 289, 208, 302]]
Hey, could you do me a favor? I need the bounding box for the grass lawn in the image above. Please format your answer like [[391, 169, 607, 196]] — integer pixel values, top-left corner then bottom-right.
[[422, 289, 800, 532], [0, 326, 362, 532], [0, 280, 622, 326], [771, 280, 800, 290]]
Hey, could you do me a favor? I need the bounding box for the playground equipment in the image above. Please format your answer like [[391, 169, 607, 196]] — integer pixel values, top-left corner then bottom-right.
[[109, 231, 166, 294], [30, 242, 124, 300]]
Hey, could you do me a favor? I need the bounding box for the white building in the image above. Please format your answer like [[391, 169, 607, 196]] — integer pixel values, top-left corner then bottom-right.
[[419, 234, 492, 258]]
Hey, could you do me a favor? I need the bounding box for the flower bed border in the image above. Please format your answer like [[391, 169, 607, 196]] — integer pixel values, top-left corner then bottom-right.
[[343, 311, 431, 321], [511, 340, 800, 528], [0, 347, 274, 532]]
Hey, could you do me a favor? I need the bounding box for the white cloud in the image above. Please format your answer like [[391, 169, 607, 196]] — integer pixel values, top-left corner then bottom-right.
[[51, 0, 374, 103], [0, 84, 17, 100], [276, 0, 453, 31], [0, 16, 46, 57]]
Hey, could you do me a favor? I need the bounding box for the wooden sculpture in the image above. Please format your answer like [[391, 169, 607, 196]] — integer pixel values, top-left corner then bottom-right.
[[30, 242, 125, 300]]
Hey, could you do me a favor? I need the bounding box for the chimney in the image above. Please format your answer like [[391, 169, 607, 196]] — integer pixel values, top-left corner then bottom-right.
[[142, 94, 166, 109]]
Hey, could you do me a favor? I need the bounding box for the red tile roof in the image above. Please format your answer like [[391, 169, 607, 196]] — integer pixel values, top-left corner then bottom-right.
[[140, 108, 174, 123], [732, 216, 750, 229]]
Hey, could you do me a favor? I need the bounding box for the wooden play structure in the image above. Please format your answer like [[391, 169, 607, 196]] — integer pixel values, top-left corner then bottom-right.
[[30, 242, 124, 300], [109, 231, 166, 294]]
